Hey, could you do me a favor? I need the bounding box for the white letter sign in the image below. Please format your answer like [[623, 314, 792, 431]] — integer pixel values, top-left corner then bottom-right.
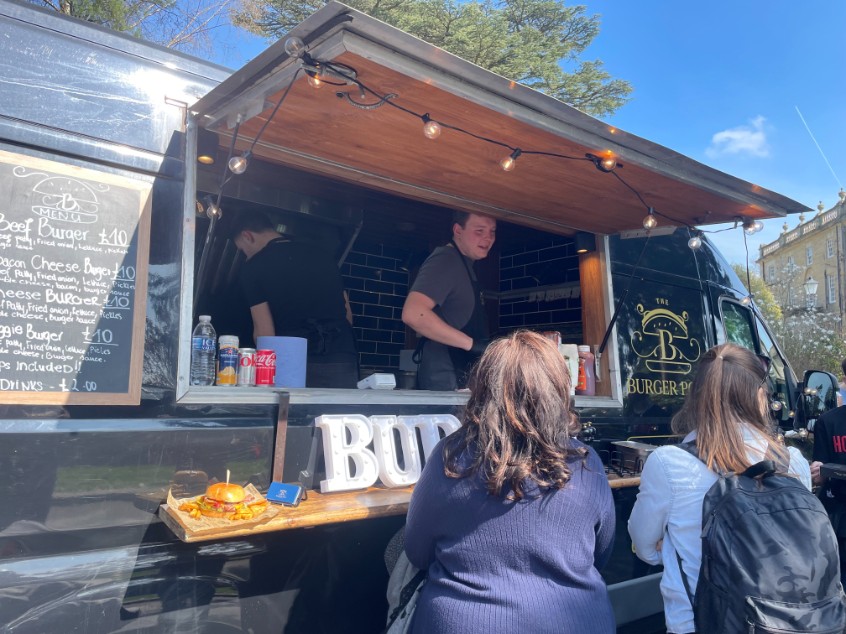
[[370, 416, 422, 487], [316, 415, 379, 493]]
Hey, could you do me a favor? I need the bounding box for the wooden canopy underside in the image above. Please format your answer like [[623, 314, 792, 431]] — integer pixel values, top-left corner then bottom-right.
[[194, 3, 804, 238]]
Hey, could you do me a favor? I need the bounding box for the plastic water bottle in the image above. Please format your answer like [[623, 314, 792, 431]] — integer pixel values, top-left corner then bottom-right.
[[191, 315, 216, 386]]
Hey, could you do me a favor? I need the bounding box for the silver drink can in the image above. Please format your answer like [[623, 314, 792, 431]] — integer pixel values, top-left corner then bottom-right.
[[237, 348, 256, 386]]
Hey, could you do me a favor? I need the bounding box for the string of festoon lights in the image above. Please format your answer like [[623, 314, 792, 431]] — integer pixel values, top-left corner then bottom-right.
[[208, 35, 766, 303]]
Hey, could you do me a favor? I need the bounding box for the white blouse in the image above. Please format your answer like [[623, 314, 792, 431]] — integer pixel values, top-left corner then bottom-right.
[[627, 426, 811, 634]]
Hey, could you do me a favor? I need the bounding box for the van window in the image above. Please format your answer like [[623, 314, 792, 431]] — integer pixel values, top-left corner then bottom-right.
[[721, 301, 756, 349], [721, 300, 792, 422], [755, 316, 792, 423]]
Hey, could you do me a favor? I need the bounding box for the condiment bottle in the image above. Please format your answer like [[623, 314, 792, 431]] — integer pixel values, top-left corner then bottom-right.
[[575, 345, 596, 396]]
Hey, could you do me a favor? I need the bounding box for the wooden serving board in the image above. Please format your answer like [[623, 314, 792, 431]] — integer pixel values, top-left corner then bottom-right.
[[159, 475, 639, 543], [159, 485, 415, 543]]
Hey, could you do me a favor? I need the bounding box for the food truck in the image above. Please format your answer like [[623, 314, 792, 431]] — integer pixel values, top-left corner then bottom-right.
[[0, 1, 838, 631]]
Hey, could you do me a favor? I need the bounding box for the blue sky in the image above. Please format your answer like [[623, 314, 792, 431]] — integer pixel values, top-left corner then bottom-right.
[[211, 1, 845, 268]]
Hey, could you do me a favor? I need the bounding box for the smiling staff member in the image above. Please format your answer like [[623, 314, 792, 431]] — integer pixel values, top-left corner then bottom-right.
[[402, 211, 496, 390]]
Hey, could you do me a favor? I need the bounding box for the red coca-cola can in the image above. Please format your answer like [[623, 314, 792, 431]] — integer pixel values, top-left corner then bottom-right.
[[255, 349, 277, 386]]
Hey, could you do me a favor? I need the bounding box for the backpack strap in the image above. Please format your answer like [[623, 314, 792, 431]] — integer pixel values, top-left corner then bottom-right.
[[673, 441, 701, 614], [675, 550, 695, 608], [742, 460, 776, 479]]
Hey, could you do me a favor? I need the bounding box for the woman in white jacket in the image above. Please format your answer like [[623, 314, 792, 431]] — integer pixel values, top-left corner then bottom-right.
[[628, 343, 811, 634]]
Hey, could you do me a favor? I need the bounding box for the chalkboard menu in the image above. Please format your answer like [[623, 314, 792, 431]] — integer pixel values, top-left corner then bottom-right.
[[0, 150, 151, 405]]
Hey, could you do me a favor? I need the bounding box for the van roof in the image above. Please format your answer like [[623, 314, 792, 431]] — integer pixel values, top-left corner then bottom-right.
[[191, 1, 806, 236]]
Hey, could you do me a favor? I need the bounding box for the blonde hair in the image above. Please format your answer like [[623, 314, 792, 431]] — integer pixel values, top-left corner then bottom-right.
[[671, 343, 786, 473]]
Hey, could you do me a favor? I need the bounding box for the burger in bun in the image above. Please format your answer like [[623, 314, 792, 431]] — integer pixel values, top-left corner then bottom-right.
[[179, 481, 268, 520]]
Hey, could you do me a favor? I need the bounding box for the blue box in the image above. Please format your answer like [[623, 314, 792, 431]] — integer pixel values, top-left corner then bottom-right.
[[266, 481, 306, 506]]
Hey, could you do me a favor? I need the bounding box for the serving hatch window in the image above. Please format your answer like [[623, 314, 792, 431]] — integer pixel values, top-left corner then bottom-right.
[[187, 149, 616, 398]]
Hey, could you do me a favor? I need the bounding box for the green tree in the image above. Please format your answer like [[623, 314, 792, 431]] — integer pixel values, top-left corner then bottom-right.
[[29, 0, 237, 54], [233, 0, 633, 117], [731, 264, 782, 326]]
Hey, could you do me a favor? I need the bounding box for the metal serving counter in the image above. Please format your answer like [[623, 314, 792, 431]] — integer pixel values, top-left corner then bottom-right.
[[178, 386, 623, 408]]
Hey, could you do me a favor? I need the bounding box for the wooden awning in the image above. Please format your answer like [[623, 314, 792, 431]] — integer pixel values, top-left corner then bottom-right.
[[191, 2, 806, 236]]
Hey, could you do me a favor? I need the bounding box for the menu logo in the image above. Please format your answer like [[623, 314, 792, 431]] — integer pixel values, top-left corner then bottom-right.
[[14, 167, 106, 224]]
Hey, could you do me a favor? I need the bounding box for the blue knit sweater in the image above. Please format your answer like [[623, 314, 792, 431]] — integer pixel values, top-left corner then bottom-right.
[[404, 437, 616, 634]]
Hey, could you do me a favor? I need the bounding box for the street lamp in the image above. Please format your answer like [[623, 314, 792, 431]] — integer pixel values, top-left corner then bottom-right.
[[804, 275, 818, 309]]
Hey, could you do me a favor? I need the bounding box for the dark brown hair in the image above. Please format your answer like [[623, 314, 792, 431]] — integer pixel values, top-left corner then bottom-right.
[[671, 342, 787, 473], [452, 210, 470, 228], [443, 330, 585, 500], [227, 210, 276, 238]]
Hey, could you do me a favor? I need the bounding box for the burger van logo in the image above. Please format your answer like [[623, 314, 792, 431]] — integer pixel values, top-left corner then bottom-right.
[[13, 167, 107, 224], [631, 304, 701, 374]]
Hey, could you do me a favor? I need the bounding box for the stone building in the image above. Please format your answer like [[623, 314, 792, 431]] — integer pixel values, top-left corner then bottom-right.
[[759, 189, 846, 320]]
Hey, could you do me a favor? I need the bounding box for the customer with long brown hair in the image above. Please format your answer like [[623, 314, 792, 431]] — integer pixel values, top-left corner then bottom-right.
[[404, 330, 616, 634], [628, 343, 811, 634]]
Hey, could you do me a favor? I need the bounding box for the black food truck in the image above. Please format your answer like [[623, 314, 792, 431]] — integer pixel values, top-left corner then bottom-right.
[[0, 1, 838, 632]]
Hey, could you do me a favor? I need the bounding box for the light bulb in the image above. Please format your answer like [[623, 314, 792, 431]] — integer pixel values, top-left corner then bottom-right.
[[642, 213, 657, 230], [228, 154, 248, 175], [770, 399, 784, 412], [688, 234, 702, 250], [307, 74, 323, 89], [740, 295, 753, 306], [600, 156, 617, 171], [423, 119, 441, 140], [743, 218, 764, 234], [500, 149, 521, 172], [206, 201, 222, 220], [284, 36, 306, 58]]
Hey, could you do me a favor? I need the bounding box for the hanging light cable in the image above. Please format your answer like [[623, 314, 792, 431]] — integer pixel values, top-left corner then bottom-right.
[[740, 225, 754, 305]]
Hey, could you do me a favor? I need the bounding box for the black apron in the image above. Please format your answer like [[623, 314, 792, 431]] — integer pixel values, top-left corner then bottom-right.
[[284, 318, 359, 389], [415, 242, 488, 391]]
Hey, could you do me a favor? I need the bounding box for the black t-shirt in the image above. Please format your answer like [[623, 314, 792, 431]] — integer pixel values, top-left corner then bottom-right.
[[813, 406, 846, 500], [410, 244, 476, 329], [240, 238, 355, 354]]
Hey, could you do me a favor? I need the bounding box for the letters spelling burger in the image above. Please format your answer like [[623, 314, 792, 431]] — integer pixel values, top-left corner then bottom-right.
[[179, 482, 268, 521]]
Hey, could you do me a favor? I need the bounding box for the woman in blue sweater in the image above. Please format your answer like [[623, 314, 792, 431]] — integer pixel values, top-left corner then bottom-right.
[[404, 330, 616, 634]]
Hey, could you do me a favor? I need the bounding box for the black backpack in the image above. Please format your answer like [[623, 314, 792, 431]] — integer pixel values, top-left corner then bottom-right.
[[675, 442, 846, 634]]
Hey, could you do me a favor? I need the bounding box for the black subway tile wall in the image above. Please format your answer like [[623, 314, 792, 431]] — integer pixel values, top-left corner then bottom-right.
[[498, 235, 583, 342], [343, 234, 583, 375], [343, 241, 408, 373]]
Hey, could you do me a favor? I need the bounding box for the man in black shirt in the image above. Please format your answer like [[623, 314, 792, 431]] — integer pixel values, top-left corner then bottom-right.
[[230, 211, 358, 388], [811, 399, 846, 585]]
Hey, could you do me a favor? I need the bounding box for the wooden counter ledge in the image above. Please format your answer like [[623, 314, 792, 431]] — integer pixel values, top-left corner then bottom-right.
[[160, 474, 640, 543]]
